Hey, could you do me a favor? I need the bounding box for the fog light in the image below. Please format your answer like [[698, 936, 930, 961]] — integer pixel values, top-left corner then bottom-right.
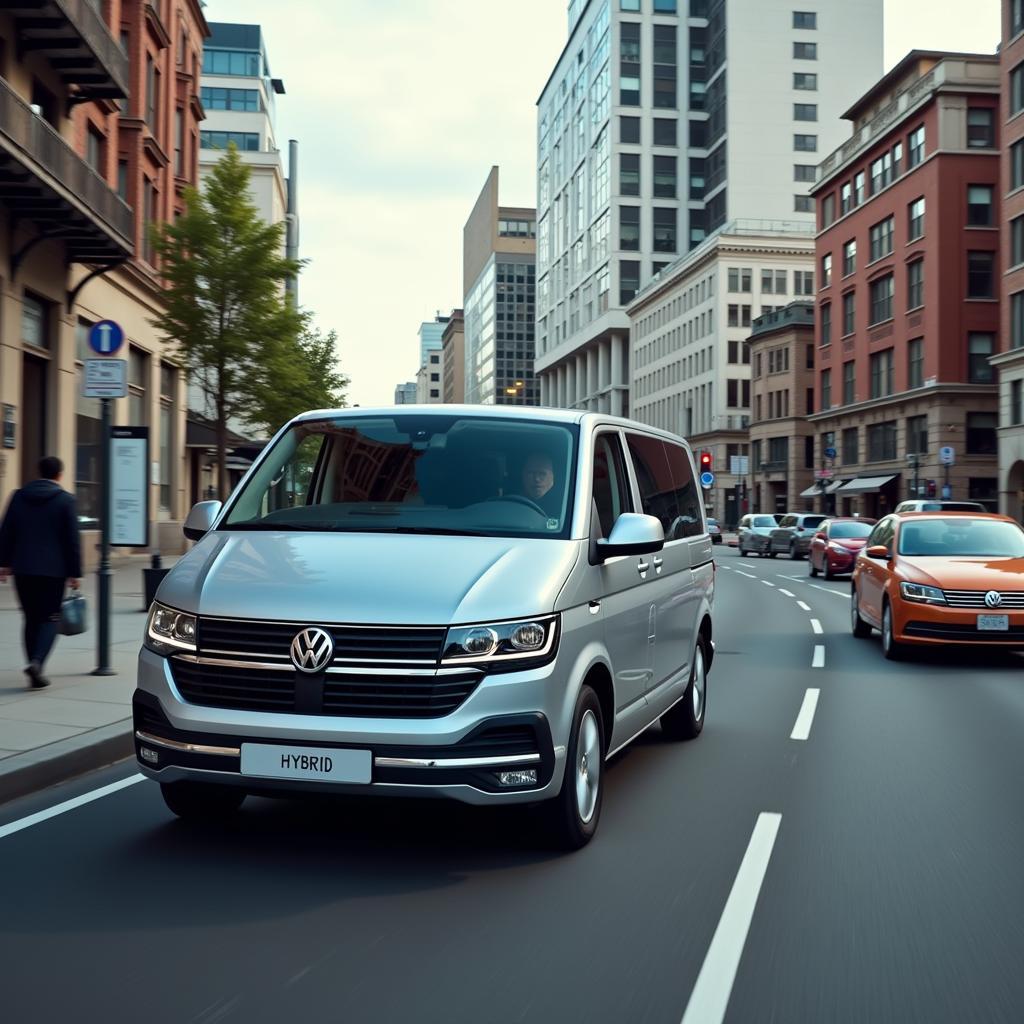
[[496, 769, 537, 787], [139, 746, 159, 764]]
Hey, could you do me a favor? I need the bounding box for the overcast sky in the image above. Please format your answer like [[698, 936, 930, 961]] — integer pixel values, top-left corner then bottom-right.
[[205, 0, 1002, 407]]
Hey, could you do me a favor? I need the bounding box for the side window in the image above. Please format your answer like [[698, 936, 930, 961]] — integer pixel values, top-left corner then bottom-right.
[[626, 432, 677, 534], [592, 433, 632, 538], [260, 434, 324, 515], [781, 515, 797, 528], [663, 442, 704, 539], [868, 517, 894, 551]]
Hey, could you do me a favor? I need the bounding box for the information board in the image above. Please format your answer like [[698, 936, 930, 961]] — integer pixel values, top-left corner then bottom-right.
[[110, 426, 149, 547]]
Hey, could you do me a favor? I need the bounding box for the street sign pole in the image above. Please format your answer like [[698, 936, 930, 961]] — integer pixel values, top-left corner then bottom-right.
[[93, 397, 115, 676]]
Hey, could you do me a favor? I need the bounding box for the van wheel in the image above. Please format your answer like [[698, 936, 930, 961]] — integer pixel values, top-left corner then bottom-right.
[[661, 637, 707, 741], [161, 781, 246, 821], [851, 589, 872, 638], [545, 685, 604, 850]]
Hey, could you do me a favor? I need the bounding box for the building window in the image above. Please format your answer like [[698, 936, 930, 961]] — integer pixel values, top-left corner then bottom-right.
[[908, 196, 925, 240], [794, 270, 814, 295], [843, 238, 856, 276], [620, 260, 640, 305], [1013, 292, 1024, 350], [727, 267, 751, 292], [794, 195, 813, 212], [793, 41, 817, 59], [1013, 216, 1024, 269], [843, 360, 855, 405], [654, 0, 677, 10], [1014, 141, 1024, 192], [145, 54, 156, 126], [840, 181, 852, 214], [653, 155, 677, 197], [853, 171, 866, 206], [907, 415, 928, 455], [793, 103, 817, 121], [761, 269, 786, 294], [869, 275, 894, 325], [794, 164, 816, 182], [867, 421, 898, 461], [200, 130, 260, 152], [127, 346, 149, 425], [1010, 380, 1023, 426], [966, 108, 994, 148], [968, 333, 994, 384], [869, 216, 894, 261], [86, 127, 104, 173], [117, 159, 128, 200], [620, 22, 641, 105], [821, 253, 831, 287], [199, 87, 261, 112], [621, 0, 640, 8], [653, 118, 677, 146], [821, 369, 831, 409], [965, 412, 997, 455], [653, 207, 677, 252], [820, 302, 831, 345], [620, 116, 640, 144], [869, 152, 893, 193], [142, 178, 156, 264], [870, 348, 894, 398], [907, 258, 924, 310], [967, 184, 993, 226], [1014, 0, 1024, 35], [22, 293, 48, 349], [842, 290, 855, 335], [905, 126, 925, 169], [793, 134, 817, 151], [794, 72, 817, 90], [821, 193, 835, 226], [159, 364, 176, 510], [202, 48, 261, 76], [842, 427, 859, 465], [620, 153, 640, 196], [967, 252, 995, 299], [1013, 63, 1024, 116], [908, 337, 924, 388], [174, 109, 184, 176], [792, 11, 817, 28]]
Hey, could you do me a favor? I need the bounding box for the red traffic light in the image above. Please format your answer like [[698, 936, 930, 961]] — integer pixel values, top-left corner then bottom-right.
[[700, 450, 713, 472]]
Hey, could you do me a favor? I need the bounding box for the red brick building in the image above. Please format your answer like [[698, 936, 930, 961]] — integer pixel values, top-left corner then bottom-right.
[[810, 52, 1001, 517]]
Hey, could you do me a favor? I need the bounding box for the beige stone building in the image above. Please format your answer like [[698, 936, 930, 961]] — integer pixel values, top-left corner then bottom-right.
[[441, 309, 465, 404], [748, 302, 816, 514]]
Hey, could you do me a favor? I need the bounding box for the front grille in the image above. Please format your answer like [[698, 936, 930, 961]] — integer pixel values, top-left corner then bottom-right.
[[170, 659, 481, 718], [941, 590, 1024, 609], [198, 617, 447, 666], [905, 621, 1024, 642]]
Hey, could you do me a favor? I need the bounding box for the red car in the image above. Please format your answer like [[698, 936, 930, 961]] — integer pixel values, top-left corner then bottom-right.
[[808, 517, 877, 579]]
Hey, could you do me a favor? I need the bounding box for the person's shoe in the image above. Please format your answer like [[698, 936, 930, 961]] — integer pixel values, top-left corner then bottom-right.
[[25, 663, 50, 689]]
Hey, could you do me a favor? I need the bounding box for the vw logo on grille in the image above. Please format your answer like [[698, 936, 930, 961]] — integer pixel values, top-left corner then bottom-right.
[[984, 591, 1003, 609], [290, 627, 334, 673]]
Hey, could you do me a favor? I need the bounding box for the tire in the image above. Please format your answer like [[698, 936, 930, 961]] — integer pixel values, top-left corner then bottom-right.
[[545, 685, 604, 850], [789, 543, 801, 561], [160, 781, 246, 821], [823, 562, 834, 581], [740, 545, 748, 557], [661, 636, 708, 741], [851, 589, 872, 638], [809, 556, 819, 578], [881, 600, 904, 661], [768, 550, 778, 559]]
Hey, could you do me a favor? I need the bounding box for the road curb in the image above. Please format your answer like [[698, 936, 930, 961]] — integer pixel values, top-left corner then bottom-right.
[[0, 720, 134, 807]]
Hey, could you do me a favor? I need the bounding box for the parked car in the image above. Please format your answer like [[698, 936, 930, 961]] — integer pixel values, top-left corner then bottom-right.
[[134, 407, 715, 849], [808, 517, 876, 579], [737, 513, 780, 556], [707, 517, 723, 544], [768, 512, 828, 559], [893, 500, 986, 513], [851, 512, 1024, 659]]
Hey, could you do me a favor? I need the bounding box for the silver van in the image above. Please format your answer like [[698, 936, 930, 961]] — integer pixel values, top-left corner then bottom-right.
[[134, 408, 714, 848]]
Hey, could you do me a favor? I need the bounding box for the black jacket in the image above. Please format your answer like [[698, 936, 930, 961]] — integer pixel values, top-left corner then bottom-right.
[[0, 480, 82, 579]]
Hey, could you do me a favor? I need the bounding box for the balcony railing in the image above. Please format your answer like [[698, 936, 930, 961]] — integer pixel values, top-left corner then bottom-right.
[[0, 76, 133, 249], [52, 0, 130, 96]]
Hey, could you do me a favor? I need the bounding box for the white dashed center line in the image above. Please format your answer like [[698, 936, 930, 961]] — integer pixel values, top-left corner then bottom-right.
[[810, 618, 823, 635], [762, 580, 774, 587], [797, 601, 811, 612], [736, 571, 756, 579], [812, 644, 826, 668], [790, 688, 820, 741]]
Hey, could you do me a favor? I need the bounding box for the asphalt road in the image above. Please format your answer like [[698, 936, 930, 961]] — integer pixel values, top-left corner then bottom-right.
[[3, 546, 1024, 1024]]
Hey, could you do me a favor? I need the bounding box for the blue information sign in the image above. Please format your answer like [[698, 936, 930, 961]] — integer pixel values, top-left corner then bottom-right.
[[88, 320, 125, 355], [700, 471, 715, 489], [824, 447, 837, 459]]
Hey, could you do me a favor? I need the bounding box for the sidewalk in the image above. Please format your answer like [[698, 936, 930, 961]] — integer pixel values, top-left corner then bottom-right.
[[0, 554, 178, 804]]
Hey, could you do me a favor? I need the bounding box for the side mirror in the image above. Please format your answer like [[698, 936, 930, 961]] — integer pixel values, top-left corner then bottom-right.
[[595, 513, 665, 562], [183, 500, 223, 541], [865, 544, 891, 560]]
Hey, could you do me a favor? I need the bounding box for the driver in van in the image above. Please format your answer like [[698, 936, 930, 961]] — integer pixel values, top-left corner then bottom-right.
[[518, 452, 561, 518]]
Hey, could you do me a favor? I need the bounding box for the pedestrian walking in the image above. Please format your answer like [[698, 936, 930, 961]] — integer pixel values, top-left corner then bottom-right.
[[0, 456, 82, 689]]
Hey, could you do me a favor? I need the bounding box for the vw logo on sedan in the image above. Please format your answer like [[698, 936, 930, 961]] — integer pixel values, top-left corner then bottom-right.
[[290, 627, 334, 673], [984, 591, 1003, 609]]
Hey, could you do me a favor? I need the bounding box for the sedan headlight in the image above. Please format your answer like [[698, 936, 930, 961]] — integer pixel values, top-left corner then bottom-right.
[[145, 602, 198, 654], [827, 542, 851, 555], [899, 582, 947, 606], [442, 615, 559, 670]]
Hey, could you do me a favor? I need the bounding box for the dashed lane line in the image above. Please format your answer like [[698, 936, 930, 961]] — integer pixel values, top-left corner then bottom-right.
[[812, 645, 826, 668], [735, 571, 756, 579], [762, 580, 775, 587], [797, 601, 811, 612], [790, 688, 820, 741], [778, 589, 794, 598], [810, 619, 823, 635]]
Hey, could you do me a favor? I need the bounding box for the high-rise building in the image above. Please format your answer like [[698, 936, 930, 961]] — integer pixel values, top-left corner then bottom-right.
[[534, 0, 883, 414], [418, 314, 450, 368], [997, 0, 1024, 521], [416, 348, 445, 403], [394, 382, 418, 405], [810, 51, 1000, 517], [463, 168, 537, 405], [442, 309, 466, 404]]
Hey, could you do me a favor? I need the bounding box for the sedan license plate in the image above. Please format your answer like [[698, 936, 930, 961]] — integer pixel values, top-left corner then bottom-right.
[[977, 614, 1009, 632], [240, 744, 372, 783]]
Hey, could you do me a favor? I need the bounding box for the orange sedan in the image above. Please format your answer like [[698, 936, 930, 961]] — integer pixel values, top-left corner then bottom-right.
[[850, 512, 1024, 659]]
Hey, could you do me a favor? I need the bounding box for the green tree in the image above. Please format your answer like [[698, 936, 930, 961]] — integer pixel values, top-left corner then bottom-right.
[[150, 144, 303, 500]]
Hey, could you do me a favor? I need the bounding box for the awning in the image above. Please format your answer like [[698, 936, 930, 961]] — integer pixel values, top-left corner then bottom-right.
[[799, 478, 848, 497], [836, 474, 898, 495]]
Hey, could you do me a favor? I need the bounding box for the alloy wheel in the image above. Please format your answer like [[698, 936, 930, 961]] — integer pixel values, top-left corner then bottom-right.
[[575, 709, 601, 824]]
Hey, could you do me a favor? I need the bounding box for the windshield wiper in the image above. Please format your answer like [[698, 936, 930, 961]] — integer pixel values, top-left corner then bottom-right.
[[221, 522, 345, 532]]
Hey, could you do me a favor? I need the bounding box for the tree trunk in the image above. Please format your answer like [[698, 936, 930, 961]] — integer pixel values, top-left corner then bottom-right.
[[216, 399, 228, 502]]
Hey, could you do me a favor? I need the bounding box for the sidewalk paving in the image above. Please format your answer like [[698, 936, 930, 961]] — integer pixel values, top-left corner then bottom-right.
[[0, 554, 178, 804]]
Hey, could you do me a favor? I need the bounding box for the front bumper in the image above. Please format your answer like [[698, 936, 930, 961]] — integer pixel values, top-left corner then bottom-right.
[[894, 604, 1024, 647]]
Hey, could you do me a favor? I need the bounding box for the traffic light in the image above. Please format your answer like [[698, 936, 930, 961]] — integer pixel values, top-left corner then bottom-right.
[[700, 450, 713, 473]]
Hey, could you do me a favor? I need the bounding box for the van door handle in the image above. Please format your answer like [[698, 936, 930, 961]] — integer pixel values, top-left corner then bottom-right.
[[637, 561, 650, 576], [652, 556, 664, 573]]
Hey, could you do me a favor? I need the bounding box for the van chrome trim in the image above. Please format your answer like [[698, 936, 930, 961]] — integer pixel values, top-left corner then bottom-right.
[[172, 655, 472, 677], [374, 753, 542, 769], [135, 730, 241, 757]]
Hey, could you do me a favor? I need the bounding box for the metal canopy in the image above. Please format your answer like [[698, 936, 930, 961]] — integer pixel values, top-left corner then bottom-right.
[[836, 475, 899, 495]]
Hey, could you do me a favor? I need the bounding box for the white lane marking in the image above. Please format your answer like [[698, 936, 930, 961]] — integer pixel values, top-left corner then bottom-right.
[[790, 689, 820, 741], [778, 589, 794, 598], [762, 580, 774, 587], [736, 571, 756, 579], [809, 584, 851, 599], [810, 618, 823, 635], [680, 812, 783, 1024], [0, 774, 144, 840], [797, 601, 811, 612], [812, 645, 826, 668]]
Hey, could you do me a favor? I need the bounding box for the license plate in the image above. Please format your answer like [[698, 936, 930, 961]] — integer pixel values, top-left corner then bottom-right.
[[240, 744, 372, 783], [977, 614, 1009, 632]]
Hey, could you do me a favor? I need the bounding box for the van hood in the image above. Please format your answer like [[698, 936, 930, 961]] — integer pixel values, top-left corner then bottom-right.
[[158, 531, 581, 626], [899, 556, 1024, 590]]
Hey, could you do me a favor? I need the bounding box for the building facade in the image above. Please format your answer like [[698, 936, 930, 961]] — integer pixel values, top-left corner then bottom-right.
[[441, 308, 465, 404], [535, 0, 883, 414], [393, 382, 417, 404], [748, 301, 816, 514], [416, 348, 444, 403], [0, 0, 208, 564], [626, 221, 814, 523], [998, 0, 1024, 522], [811, 52, 1001, 518], [418, 314, 449, 369], [463, 167, 537, 405]]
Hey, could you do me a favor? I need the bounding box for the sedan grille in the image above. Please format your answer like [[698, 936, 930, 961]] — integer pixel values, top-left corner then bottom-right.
[[940, 590, 1024, 609]]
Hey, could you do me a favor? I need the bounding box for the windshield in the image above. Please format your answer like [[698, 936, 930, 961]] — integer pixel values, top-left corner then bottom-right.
[[801, 516, 826, 528], [898, 518, 1024, 558], [222, 414, 578, 538], [829, 521, 874, 539], [752, 516, 777, 528]]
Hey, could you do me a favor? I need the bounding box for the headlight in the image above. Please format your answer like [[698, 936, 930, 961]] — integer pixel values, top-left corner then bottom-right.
[[145, 602, 198, 654], [443, 615, 559, 669], [827, 542, 850, 555], [899, 582, 946, 605]]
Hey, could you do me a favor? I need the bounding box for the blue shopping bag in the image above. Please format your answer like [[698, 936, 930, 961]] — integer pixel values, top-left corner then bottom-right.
[[59, 592, 88, 636]]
